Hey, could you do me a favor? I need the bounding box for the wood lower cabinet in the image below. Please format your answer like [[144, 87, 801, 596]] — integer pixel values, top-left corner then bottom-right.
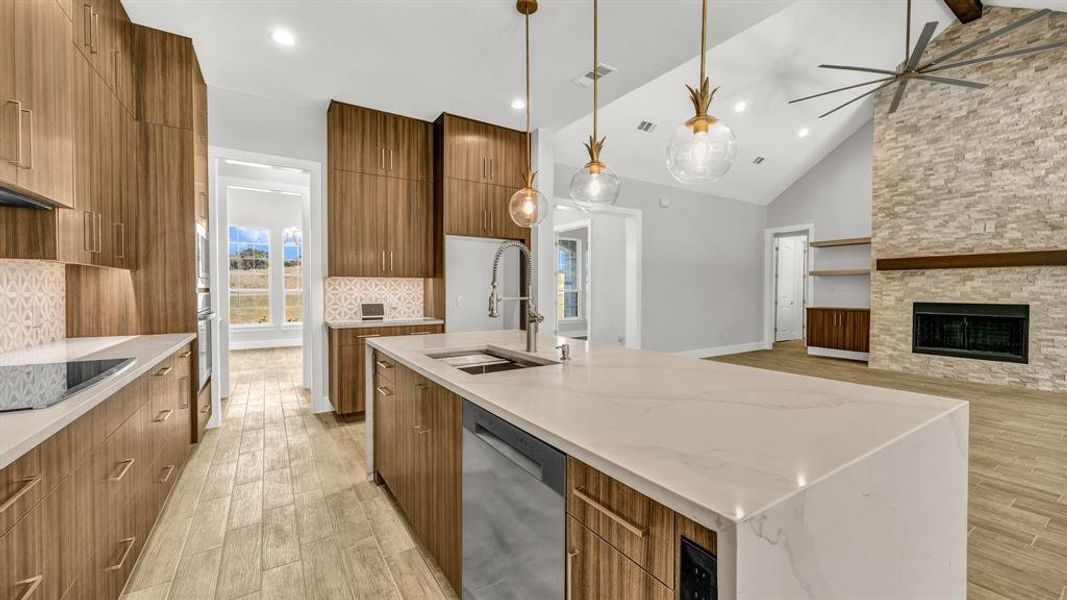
[[806, 307, 870, 354], [328, 323, 443, 416], [566, 515, 673, 600], [0, 344, 192, 600]]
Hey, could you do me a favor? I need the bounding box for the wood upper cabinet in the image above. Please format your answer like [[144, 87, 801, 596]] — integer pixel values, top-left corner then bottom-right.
[[328, 101, 431, 182], [806, 308, 870, 354], [328, 170, 432, 277], [133, 25, 193, 130], [442, 178, 524, 241], [439, 113, 525, 188], [0, 0, 74, 208], [192, 55, 208, 227]]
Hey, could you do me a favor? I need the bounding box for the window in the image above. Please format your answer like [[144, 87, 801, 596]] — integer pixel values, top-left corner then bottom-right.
[[557, 238, 582, 320], [283, 227, 303, 323], [229, 226, 271, 325]]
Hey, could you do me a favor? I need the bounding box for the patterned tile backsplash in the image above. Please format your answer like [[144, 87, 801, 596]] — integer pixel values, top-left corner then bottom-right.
[[0, 260, 66, 354], [325, 277, 424, 321]]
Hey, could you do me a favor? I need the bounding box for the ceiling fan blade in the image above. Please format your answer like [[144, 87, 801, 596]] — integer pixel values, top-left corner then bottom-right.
[[819, 64, 899, 76], [919, 8, 1053, 70], [818, 80, 898, 118], [788, 77, 897, 104], [914, 75, 988, 89], [887, 81, 908, 114], [906, 21, 939, 71], [921, 41, 1067, 73]]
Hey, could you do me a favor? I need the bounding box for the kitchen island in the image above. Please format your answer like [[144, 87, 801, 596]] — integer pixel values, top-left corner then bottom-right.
[[365, 330, 968, 599]]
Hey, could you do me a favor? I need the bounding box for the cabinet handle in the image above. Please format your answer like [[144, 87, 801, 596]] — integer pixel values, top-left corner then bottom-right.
[[380, 147, 386, 170], [389, 149, 394, 171], [90, 11, 100, 55], [390, 251, 394, 272], [482, 209, 489, 233], [407, 331, 431, 335], [375, 360, 392, 370], [179, 377, 190, 409], [154, 409, 173, 423], [414, 384, 430, 433], [17, 108, 32, 169], [13, 575, 43, 600], [572, 487, 648, 538], [114, 223, 125, 259], [5, 99, 21, 165], [82, 4, 93, 50], [381, 250, 386, 272], [105, 537, 136, 571], [356, 334, 381, 339], [158, 465, 176, 483], [83, 212, 94, 252], [108, 458, 135, 482], [487, 209, 493, 234], [482, 156, 487, 178], [155, 366, 173, 377], [95, 213, 103, 253], [375, 386, 392, 396], [179, 351, 192, 359], [566, 550, 579, 600], [0, 474, 42, 513], [489, 157, 494, 180]]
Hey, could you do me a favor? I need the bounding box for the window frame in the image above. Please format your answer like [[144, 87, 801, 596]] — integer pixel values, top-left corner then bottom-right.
[[228, 225, 273, 328], [282, 227, 304, 325], [557, 237, 584, 322]]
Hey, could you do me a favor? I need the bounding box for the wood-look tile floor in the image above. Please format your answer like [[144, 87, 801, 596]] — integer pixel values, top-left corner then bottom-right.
[[122, 348, 459, 600], [712, 341, 1067, 600]]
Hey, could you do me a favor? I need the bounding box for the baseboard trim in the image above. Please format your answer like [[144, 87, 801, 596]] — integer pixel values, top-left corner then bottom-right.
[[807, 346, 870, 362], [675, 341, 766, 359], [229, 338, 303, 351]]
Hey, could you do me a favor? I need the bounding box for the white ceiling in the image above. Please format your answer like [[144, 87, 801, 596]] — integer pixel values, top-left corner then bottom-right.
[[122, 0, 793, 130], [555, 0, 1063, 204]]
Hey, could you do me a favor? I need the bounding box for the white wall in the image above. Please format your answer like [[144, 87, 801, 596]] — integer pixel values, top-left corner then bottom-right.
[[445, 236, 520, 333], [555, 169, 765, 354], [766, 121, 873, 309], [227, 187, 305, 349]]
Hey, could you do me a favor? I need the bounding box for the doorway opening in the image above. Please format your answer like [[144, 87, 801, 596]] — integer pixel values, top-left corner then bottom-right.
[[211, 147, 326, 421], [773, 232, 809, 342]]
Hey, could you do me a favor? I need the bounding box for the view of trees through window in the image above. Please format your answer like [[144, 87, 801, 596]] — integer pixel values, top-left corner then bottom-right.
[[229, 226, 271, 324], [556, 238, 581, 320], [284, 227, 303, 323]]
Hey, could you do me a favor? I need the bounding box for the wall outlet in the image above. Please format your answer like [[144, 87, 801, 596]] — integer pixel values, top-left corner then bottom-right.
[[457, 295, 465, 307], [971, 222, 986, 234], [659, 197, 671, 208], [985, 220, 996, 233]]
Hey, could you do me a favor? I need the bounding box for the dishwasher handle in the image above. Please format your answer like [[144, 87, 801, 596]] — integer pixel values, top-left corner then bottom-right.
[[463, 400, 567, 496]]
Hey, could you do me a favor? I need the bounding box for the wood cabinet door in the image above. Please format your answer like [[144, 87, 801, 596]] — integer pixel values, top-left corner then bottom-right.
[[328, 102, 382, 175], [133, 26, 192, 130], [443, 115, 488, 182], [0, 0, 16, 187], [192, 57, 208, 227], [566, 516, 672, 600], [72, 0, 97, 61], [58, 50, 95, 265], [487, 184, 525, 240], [374, 375, 397, 485], [443, 178, 487, 237], [91, 408, 143, 600], [392, 365, 417, 520], [427, 384, 462, 594], [89, 71, 114, 267], [14, 0, 74, 208], [328, 170, 386, 277], [383, 112, 430, 182], [387, 179, 431, 277], [0, 485, 56, 600], [489, 126, 526, 189], [805, 308, 828, 348], [844, 310, 871, 353]]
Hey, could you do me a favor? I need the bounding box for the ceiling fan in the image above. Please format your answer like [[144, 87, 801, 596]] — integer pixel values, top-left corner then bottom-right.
[[789, 0, 1065, 118]]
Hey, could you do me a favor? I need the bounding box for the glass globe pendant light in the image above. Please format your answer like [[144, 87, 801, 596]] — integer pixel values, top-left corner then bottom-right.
[[665, 0, 736, 184], [569, 0, 620, 210], [508, 0, 548, 228]]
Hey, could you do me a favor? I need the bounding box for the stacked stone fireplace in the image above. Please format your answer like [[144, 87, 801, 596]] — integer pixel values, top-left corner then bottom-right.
[[869, 6, 1067, 392]]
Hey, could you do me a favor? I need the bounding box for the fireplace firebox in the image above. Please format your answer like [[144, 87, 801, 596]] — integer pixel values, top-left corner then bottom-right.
[[912, 303, 1029, 364]]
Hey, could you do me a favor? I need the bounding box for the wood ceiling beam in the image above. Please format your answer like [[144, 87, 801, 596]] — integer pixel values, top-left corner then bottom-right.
[[942, 0, 984, 24]]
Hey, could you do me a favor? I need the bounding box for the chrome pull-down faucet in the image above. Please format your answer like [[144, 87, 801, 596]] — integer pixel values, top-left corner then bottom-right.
[[488, 240, 544, 352]]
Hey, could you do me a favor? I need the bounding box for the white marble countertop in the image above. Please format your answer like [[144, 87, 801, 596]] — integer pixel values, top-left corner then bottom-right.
[[0, 334, 196, 469], [368, 330, 967, 531], [326, 317, 444, 329]]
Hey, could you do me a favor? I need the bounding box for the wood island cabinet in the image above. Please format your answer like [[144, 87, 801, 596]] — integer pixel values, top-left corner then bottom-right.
[[0, 344, 192, 600]]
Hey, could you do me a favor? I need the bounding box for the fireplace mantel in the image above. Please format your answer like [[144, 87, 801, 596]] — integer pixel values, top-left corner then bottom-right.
[[876, 250, 1067, 271]]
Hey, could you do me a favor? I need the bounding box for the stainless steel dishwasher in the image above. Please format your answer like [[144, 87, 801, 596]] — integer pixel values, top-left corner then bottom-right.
[[462, 400, 566, 599]]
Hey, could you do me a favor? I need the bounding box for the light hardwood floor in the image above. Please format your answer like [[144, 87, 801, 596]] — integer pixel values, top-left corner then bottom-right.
[[712, 341, 1067, 600], [121, 348, 458, 600]]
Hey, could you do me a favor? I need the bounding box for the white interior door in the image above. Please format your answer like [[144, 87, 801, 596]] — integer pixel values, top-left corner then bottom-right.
[[774, 235, 807, 341]]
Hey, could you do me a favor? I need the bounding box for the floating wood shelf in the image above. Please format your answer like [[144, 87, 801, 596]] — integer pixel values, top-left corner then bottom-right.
[[809, 269, 871, 277], [810, 237, 872, 248], [876, 250, 1067, 271]]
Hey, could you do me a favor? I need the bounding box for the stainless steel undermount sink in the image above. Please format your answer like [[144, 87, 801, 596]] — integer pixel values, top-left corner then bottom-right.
[[427, 347, 558, 375]]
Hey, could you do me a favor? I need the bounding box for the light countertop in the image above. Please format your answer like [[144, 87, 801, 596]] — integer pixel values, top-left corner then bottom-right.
[[326, 318, 444, 329], [368, 330, 967, 532], [0, 334, 196, 469]]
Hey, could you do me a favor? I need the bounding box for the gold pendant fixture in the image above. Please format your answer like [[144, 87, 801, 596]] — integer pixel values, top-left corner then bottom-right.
[[568, 0, 620, 209], [508, 0, 547, 228], [665, 0, 737, 185]]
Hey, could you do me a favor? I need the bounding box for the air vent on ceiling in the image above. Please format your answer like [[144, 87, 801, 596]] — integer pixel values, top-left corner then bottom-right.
[[753, 156, 766, 165], [636, 120, 657, 133], [571, 63, 616, 88]]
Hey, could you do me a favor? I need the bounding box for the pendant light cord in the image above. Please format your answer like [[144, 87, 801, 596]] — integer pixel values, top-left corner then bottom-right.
[[699, 0, 707, 83], [592, 0, 598, 141], [525, 13, 532, 179]]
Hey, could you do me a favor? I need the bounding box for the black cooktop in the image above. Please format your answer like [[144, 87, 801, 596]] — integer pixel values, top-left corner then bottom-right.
[[0, 358, 134, 413]]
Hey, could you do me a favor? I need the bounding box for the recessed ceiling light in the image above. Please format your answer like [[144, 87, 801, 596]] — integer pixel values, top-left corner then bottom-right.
[[270, 28, 296, 47], [734, 101, 747, 113], [510, 99, 526, 110], [797, 127, 810, 138]]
